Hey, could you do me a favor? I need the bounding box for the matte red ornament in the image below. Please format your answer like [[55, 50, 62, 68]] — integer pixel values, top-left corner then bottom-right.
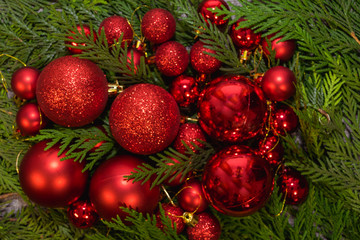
[[155, 41, 189, 77], [261, 66, 296, 102], [198, 0, 229, 30], [258, 133, 284, 169], [186, 212, 221, 240], [198, 75, 267, 142], [109, 83, 180, 155], [67, 200, 99, 229], [89, 155, 160, 221], [272, 104, 299, 135], [36, 56, 108, 127], [19, 140, 89, 208], [170, 75, 200, 108], [141, 8, 176, 44], [16, 103, 47, 136], [177, 179, 208, 213], [156, 203, 185, 234], [278, 167, 309, 205], [65, 24, 97, 54], [98, 16, 133, 47], [202, 145, 274, 217], [11, 66, 40, 100], [190, 41, 221, 74], [173, 123, 206, 154], [163, 157, 188, 187], [262, 34, 296, 61], [230, 18, 261, 51]]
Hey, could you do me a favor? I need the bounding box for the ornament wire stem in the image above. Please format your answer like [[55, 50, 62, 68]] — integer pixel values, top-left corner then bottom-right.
[[317, 108, 331, 123], [15, 150, 23, 174], [161, 185, 175, 206], [0, 54, 27, 92], [274, 188, 287, 217], [351, 31, 360, 46]]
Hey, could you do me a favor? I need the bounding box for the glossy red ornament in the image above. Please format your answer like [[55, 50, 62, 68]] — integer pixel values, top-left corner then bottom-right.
[[186, 212, 221, 240], [156, 203, 185, 234], [163, 157, 188, 187], [11, 66, 40, 100], [262, 34, 296, 61], [278, 167, 309, 205], [177, 179, 208, 213], [109, 83, 180, 155], [202, 145, 274, 217], [230, 18, 261, 51], [16, 103, 47, 136], [190, 41, 221, 74], [89, 155, 160, 221], [173, 123, 206, 154], [258, 133, 284, 168], [36, 56, 108, 127], [141, 8, 176, 44], [198, 0, 229, 30], [126, 47, 145, 73], [98, 16, 133, 47], [272, 104, 299, 135], [170, 75, 200, 108], [261, 66, 296, 102], [65, 24, 97, 54], [155, 41, 189, 77], [67, 200, 99, 229], [19, 140, 89, 208], [198, 75, 267, 142]]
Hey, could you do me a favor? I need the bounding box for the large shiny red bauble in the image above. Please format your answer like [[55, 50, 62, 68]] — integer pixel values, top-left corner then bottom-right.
[[156, 203, 185, 234], [98, 16, 133, 47], [186, 212, 221, 240], [190, 41, 221, 74], [11, 66, 40, 100], [177, 179, 208, 213], [109, 83, 180, 155], [155, 41, 189, 77], [262, 34, 296, 61], [230, 19, 261, 51], [261, 66, 296, 102], [272, 104, 299, 135], [278, 167, 309, 205], [198, 75, 267, 143], [16, 103, 47, 136], [170, 75, 200, 108], [36, 56, 108, 127], [202, 145, 274, 217], [258, 133, 284, 169], [19, 140, 89, 208], [198, 0, 229, 30], [173, 123, 206, 154], [141, 8, 176, 44], [67, 200, 99, 229], [89, 155, 160, 221], [65, 24, 97, 54]]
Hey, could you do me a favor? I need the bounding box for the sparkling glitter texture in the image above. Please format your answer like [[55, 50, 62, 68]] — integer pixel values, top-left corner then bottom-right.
[[67, 200, 99, 229], [109, 83, 180, 155], [186, 212, 221, 240], [155, 41, 189, 77], [98, 16, 133, 47], [173, 123, 206, 154], [65, 24, 97, 54], [230, 19, 261, 51], [141, 8, 176, 44], [190, 41, 221, 74], [156, 203, 185, 234], [36, 56, 108, 127]]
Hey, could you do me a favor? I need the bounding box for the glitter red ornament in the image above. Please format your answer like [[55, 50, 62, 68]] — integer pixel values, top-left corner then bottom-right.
[[141, 8, 176, 44], [156, 203, 185, 234], [230, 18, 261, 51], [177, 179, 208, 213], [36, 56, 108, 127], [198, 0, 229, 31], [190, 41, 221, 75], [272, 104, 299, 135], [186, 212, 221, 240], [19, 140, 89, 208], [109, 83, 180, 155], [65, 24, 97, 54], [67, 200, 99, 229], [198, 75, 267, 143], [11, 66, 40, 100], [98, 16, 133, 47], [173, 123, 206, 154], [258, 133, 284, 169], [262, 34, 296, 61], [261, 66, 296, 102], [278, 167, 309, 205], [155, 41, 189, 77], [89, 155, 160, 221], [170, 75, 200, 108], [16, 103, 47, 136], [202, 145, 274, 217]]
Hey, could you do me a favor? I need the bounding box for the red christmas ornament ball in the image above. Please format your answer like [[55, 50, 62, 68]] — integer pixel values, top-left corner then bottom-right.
[[98, 16, 133, 47], [109, 83, 180, 155], [272, 104, 299, 135], [278, 167, 309, 205], [190, 41, 221, 74], [155, 41, 189, 77], [177, 179, 208, 213], [170, 75, 200, 108], [67, 200, 99, 229], [202, 145, 274, 217], [36, 56, 108, 127], [173, 123, 206, 154], [11, 66, 40, 100], [65, 24, 97, 54], [89, 155, 160, 221], [262, 34, 296, 61], [186, 212, 221, 240], [261, 66, 296, 102], [163, 157, 188, 187], [141, 8, 176, 44], [16, 103, 47, 136], [198, 0, 229, 30], [19, 140, 89, 208], [230, 18, 261, 51], [156, 203, 185, 234], [198, 75, 267, 142], [258, 133, 284, 168], [126, 47, 144, 73]]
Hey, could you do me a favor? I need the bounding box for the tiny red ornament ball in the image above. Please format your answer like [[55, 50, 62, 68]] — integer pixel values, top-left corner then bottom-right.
[[98, 16, 133, 47], [163, 157, 188, 187], [272, 104, 299, 135], [202, 145, 274, 217], [258, 133, 284, 169], [198, 0, 229, 30], [141, 8, 176, 44], [186, 212, 221, 240], [173, 123, 206, 154], [262, 34, 296, 61], [278, 167, 309, 205], [170, 75, 200, 108], [190, 41, 221, 74], [65, 24, 97, 54], [109, 83, 180, 155], [16, 103, 47, 136], [67, 200, 99, 229], [36, 56, 108, 127], [155, 41, 189, 77], [19, 140, 89, 208], [261, 66, 296, 102], [89, 155, 160, 221], [230, 18, 261, 51], [11, 66, 40, 100], [126, 47, 145, 73], [177, 179, 208, 213], [156, 203, 185, 234]]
